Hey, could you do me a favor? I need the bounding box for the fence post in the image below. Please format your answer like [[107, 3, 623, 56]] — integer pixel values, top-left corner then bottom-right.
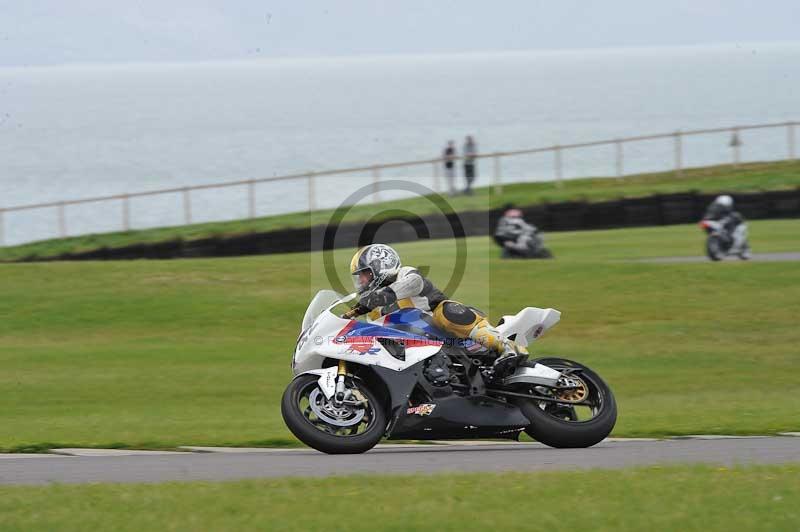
[[788, 122, 796, 161], [554, 145, 563, 187], [372, 167, 382, 202], [432, 161, 441, 193], [182, 188, 192, 225], [493, 155, 502, 194], [57, 202, 67, 237], [122, 194, 130, 231], [615, 139, 624, 180], [306, 173, 317, 211], [247, 180, 256, 219], [731, 127, 741, 168], [0, 209, 5, 246], [673, 130, 683, 177]]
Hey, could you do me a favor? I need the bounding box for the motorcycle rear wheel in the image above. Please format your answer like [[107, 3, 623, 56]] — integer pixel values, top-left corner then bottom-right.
[[516, 358, 617, 448], [281, 374, 387, 454]]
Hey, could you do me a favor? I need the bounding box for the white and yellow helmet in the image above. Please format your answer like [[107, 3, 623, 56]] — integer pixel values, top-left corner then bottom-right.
[[350, 244, 401, 292]]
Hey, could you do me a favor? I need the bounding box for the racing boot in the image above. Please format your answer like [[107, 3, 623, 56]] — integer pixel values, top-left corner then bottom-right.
[[492, 341, 528, 380], [468, 320, 528, 378]]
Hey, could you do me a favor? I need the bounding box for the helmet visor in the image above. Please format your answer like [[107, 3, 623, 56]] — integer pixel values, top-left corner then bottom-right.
[[352, 269, 373, 291]]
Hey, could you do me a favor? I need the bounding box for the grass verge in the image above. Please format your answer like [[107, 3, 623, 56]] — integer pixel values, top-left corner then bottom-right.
[[0, 464, 798, 531]]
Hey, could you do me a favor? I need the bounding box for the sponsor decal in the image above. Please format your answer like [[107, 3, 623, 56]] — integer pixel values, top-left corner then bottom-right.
[[532, 325, 545, 338], [466, 341, 485, 353], [324, 371, 335, 392], [406, 403, 437, 416], [335, 335, 381, 356], [345, 343, 381, 356]]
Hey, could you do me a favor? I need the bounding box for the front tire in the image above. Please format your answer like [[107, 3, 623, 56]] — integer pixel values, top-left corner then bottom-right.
[[281, 374, 387, 454], [517, 358, 617, 448], [706, 235, 725, 261]]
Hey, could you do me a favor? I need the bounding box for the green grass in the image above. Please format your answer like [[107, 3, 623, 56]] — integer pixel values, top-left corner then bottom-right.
[[0, 219, 798, 451], [1, 464, 798, 531], [2, 160, 799, 261]]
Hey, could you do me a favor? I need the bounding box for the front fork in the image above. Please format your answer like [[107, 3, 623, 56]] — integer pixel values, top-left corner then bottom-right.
[[334, 360, 347, 404]]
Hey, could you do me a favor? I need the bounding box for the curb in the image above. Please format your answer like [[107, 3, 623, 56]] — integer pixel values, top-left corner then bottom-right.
[[49, 448, 189, 457]]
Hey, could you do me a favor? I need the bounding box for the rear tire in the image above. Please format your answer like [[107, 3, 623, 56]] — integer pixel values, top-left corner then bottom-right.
[[281, 374, 387, 454], [517, 358, 617, 448]]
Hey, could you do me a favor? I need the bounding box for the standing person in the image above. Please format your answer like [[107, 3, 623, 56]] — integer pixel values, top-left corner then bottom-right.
[[442, 141, 457, 195], [463, 136, 477, 195]]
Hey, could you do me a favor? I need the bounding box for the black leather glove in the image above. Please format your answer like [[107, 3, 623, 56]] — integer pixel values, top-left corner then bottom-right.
[[359, 287, 397, 310]]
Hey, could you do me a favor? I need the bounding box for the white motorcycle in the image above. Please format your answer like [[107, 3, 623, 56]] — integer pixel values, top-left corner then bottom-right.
[[281, 290, 617, 454], [699, 218, 751, 261]]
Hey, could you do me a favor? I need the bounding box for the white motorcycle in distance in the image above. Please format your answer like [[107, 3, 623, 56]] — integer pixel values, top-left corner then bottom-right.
[[281, 290, 617, 454], [699, 218, 751, 261]]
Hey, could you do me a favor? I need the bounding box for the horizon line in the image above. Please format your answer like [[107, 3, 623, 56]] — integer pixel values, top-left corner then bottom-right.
[[2, 39, 799, 71]]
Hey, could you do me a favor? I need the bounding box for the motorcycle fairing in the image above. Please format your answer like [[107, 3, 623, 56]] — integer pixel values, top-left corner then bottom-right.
[[496, 307, 561, 347], [293, 306, 443, 374], [372, 364, 530, 440], [389, 394, 529, 440]]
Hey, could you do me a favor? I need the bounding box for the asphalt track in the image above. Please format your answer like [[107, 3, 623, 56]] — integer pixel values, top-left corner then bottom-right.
[[640, 252, 800, 263], [1, 437, 799, 486]]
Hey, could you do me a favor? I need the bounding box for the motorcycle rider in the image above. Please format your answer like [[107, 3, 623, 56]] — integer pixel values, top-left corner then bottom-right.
[[494, 206, 542, 256], [348, 244, 523, 376], [703, 195, 750, 257], [704, 195, 737, 225]]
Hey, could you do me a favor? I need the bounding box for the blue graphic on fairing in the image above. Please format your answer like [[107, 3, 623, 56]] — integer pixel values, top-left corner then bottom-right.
[[381, 309, 484, 351], [336, 309, 484, 352], [333, 316, 439, 356], [382, 308, 446, 337], [336, 318, 431, 343]]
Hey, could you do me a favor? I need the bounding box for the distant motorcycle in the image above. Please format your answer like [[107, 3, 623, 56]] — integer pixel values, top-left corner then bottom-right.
[[494, 208, 553, 259], [281, 290, 616, 454], [496, 227, 554, 259], [699, 218, 751, 261]]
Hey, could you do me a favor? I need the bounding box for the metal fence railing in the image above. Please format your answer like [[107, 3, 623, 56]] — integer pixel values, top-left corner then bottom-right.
[[1, 120, 796, 247]]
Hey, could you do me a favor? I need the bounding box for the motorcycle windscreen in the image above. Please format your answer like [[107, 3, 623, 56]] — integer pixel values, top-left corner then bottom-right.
[[302, 290, 344, 332]]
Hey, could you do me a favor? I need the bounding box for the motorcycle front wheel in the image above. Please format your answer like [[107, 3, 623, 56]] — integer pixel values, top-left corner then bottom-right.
[[281, 374, 387, 454], [706, 235, 725, 261], [516, 358, 617, 448]]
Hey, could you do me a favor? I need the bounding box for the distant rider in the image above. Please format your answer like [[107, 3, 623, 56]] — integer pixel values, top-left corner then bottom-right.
[[348, 244, 523, 374], [704, 195, 741, 229], [703, 195, 750, 257], [494, 207, 539, 254]]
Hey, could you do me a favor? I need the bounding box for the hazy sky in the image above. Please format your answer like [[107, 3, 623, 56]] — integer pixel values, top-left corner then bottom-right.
[[2, 0, 799, 66]]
